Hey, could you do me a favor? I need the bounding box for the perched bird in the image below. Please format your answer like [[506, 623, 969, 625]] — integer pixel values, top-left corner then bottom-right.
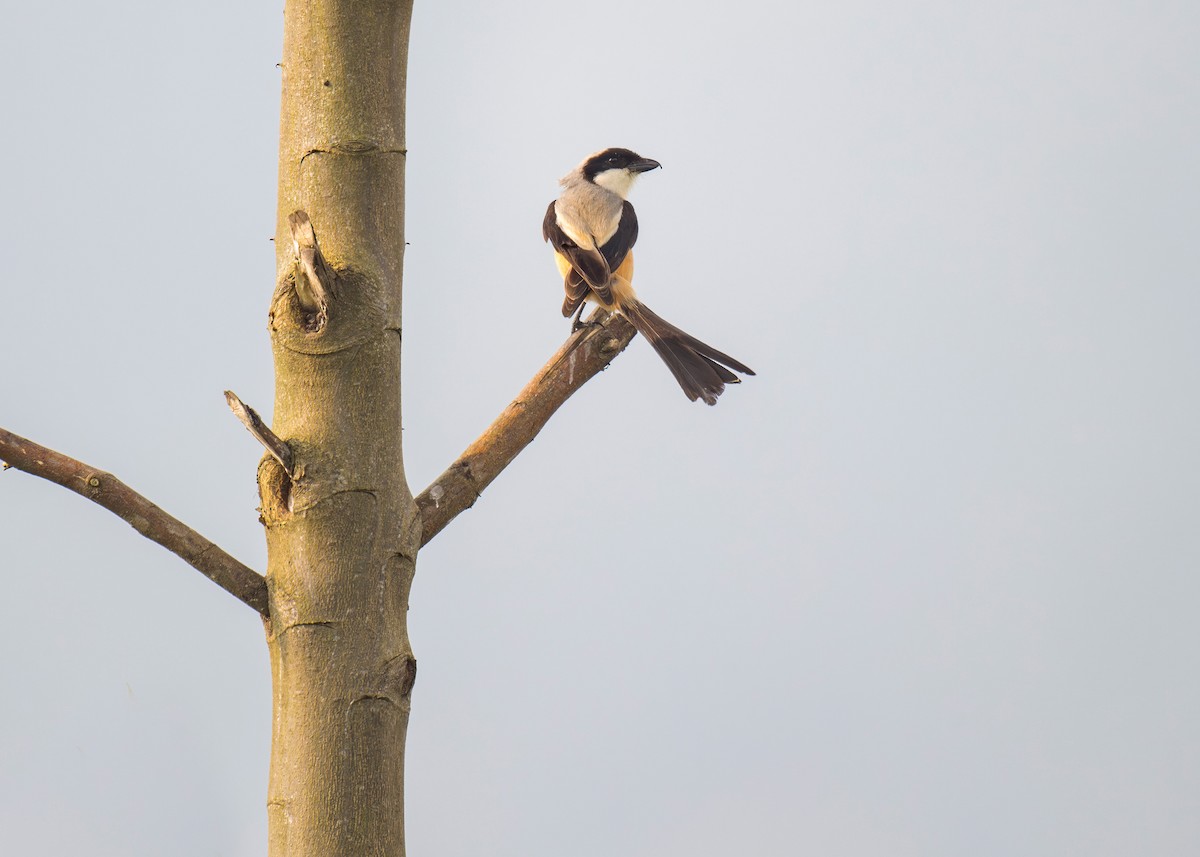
[[542, 147, 754, 405]]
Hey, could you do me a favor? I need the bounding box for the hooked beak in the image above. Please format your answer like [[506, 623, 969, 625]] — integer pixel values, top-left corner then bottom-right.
[[630, 158, 662, 173]]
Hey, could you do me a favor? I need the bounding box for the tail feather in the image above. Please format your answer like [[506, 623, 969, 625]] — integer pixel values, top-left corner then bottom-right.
[[621, 301, 755, 405]]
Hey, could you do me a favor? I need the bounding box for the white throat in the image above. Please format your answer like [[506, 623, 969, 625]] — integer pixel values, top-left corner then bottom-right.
[[591, 168, 638, 199]]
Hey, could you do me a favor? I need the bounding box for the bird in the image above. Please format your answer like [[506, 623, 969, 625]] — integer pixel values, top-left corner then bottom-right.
[[542, 147, 755, 406]]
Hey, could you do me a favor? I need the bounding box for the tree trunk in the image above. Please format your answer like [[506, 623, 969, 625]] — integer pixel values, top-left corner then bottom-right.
[[263, 2, 417, 855]]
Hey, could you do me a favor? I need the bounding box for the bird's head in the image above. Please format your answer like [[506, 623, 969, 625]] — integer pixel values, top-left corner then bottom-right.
[[579, 147, 661, 198]]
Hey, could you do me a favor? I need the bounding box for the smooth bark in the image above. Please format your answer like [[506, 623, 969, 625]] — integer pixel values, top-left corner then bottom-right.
[[264, 2, 418, 855]]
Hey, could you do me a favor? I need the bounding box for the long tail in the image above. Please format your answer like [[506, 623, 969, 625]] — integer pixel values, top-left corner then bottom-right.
[[620, 301, 755, 405]]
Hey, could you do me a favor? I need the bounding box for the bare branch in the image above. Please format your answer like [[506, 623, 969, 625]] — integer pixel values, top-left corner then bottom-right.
[[225, 390, 294, 476], [0, 426, 269, 616], [416, 308, 636, 546]]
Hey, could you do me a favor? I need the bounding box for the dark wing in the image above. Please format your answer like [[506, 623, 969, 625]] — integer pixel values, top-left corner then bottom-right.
[[597, 201, 639, 273], [542, 200, 609, 290], [561, 269, 589, 318], [541, 199, 561, 244]]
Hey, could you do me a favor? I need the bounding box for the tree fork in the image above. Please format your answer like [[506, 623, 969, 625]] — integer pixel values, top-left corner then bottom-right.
[[266, 2, 418, 855], [0, 1, 656, 852]]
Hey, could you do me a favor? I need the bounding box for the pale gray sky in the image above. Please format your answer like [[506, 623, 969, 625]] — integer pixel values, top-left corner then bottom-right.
[[2, 1, 1198, 854]]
